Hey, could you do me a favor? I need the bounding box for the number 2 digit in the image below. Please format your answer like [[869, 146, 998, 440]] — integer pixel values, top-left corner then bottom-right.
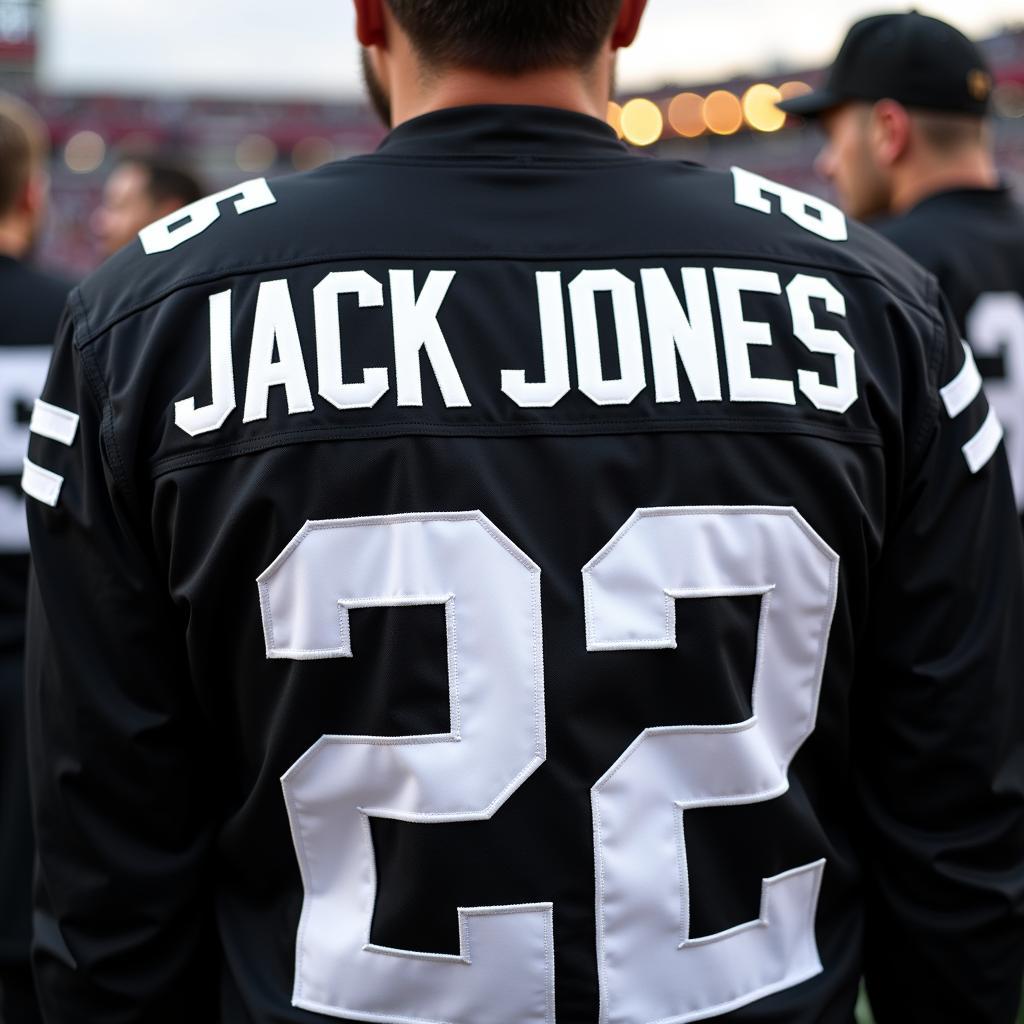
[[259, 505, 839, 1024]]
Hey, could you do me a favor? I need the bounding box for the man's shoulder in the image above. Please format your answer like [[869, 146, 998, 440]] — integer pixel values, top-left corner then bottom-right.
[[0, 257, 73, 305], [0, 257, 74, 348], [668, 164, 938, 313], [73, 164, 368, 345], [70, 159, 941, 348]]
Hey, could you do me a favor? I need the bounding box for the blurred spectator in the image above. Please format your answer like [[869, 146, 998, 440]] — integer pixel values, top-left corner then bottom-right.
[[781, 12, 1024, 529], [0, 91, 71, 1024], [91, 154, 204, 258]]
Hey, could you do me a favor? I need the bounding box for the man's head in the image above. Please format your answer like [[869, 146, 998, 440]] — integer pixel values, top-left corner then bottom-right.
[[354, 0, 647, 127], [779, 12, 996, 221], [0, 94, 50, 259], [93, 155, 204, 257]]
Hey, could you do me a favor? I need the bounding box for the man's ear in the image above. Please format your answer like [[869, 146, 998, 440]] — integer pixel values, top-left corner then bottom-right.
[[871, 100, 912, 167], [353, 0, 387, 48], [611, 0, 649, 49], [19, 171, 46, 221]]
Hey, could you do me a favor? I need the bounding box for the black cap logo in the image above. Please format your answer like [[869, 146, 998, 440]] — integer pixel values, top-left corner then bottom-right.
[[968, 69, 993, 102]]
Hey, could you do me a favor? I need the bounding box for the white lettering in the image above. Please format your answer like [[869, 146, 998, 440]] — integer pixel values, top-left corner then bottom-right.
[[390, 270, 471, 409], [175, 290, 237, 437], [569, 269, 646, 407], [641, 267, 722, 404], [501, 272, 571, 409], [787, 275, 858, 414], [315, 271, 389, 411], [243, 280, 315, 424], [715, 268, 796, 406]]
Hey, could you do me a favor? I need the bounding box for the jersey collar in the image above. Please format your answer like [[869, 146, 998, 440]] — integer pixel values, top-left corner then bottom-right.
[[375, 104, 631, 160]]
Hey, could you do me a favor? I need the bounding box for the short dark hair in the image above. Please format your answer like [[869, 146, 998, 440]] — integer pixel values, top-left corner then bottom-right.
[[385, 0, 624, 75], [119, 154, 205, 208], [0, 94, 47, 218], [912, 109, 986, 154]]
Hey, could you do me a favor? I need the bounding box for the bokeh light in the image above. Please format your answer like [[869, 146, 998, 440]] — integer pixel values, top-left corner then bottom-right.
[[668, 92, 705, 138], [64, 130, 106, 174], [292, 136, 335, 171], [994, 83, 1024, 118], [235, 133, 277, 173], [778, 81, 813, 102], [703, 90, 743, 136], [607, 101, 624, 139], [743, 83, 786, 132], [620, 98, 664, 147]]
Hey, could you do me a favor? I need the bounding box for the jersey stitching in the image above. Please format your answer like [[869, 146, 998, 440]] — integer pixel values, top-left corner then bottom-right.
[[908, 275, 947, 469], [75, 249, 943, 346], [147, 418, 884, 479]]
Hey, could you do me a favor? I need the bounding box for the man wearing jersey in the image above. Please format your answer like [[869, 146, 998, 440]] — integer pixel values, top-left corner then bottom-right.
[[24, 2, 1024, 1022], [0, 94, 71, 1024], [781, 11, 1024, 528]]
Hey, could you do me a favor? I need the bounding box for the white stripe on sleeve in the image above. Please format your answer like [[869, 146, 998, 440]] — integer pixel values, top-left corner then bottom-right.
[[962, 406, 1005, 475], [21, 458, 64, 507], [939, 342, 982, 419], [29, 399, 79, 446]]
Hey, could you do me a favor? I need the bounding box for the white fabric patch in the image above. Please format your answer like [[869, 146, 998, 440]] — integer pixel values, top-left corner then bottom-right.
[[259, 511, 552, 1024], [940, 342, 983, 419], [583, 506, 838, 1024], [21, 457, 63, 507], [30, 399, 79, 446], [963, 406, 1005, 475]]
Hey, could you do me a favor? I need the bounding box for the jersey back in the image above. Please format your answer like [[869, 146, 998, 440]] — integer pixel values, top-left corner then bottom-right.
[[25, 108, 1023, 1024]]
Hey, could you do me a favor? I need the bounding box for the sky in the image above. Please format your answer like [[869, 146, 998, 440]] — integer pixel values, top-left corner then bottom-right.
[[39, 0, 1024, 100]]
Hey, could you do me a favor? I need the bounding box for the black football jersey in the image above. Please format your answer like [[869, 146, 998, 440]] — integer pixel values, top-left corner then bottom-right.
[[0, 253, 69, 965], [876, 186, 1024, 526], [23, 107, 1024, 1024]]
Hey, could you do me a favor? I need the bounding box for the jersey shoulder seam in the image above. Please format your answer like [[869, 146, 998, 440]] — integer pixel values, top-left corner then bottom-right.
[[147, 417, 885, 480]]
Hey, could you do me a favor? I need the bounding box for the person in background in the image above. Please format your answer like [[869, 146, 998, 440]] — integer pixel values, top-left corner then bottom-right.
[[0, 92, 72, 1024], [780, 11, 1024, 529], [91, 154, 204, 258]]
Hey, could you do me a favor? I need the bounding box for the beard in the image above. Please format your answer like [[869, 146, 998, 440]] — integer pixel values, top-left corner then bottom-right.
[[361, 49, 393, 128]]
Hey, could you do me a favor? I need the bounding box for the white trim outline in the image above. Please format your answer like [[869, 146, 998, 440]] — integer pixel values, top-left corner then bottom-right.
[[584, 506, 838, 1024], [259, 511, 552, 1024]]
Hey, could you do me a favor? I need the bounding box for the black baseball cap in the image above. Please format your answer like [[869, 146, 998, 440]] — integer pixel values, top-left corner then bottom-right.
[[777, 11, 994, 119]]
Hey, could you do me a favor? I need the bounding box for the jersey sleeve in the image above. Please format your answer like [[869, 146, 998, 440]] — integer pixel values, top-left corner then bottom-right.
[[23, 302, 219, 1021], [855, 297, 1024, 1021]]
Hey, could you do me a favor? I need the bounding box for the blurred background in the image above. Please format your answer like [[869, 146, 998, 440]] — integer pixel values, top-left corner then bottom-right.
[[1, 0, 1020, 279]]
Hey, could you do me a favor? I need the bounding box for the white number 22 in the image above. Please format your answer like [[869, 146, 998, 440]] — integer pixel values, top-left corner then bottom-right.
[[258, 506, 840, 1024]]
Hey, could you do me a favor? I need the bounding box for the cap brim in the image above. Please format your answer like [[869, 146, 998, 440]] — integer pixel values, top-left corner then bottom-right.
[[775, 89, 843, 119]]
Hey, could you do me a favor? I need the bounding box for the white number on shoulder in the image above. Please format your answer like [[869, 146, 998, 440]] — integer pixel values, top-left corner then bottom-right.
[[139, 178, 276, 255], [732, 167, 848, 242]]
